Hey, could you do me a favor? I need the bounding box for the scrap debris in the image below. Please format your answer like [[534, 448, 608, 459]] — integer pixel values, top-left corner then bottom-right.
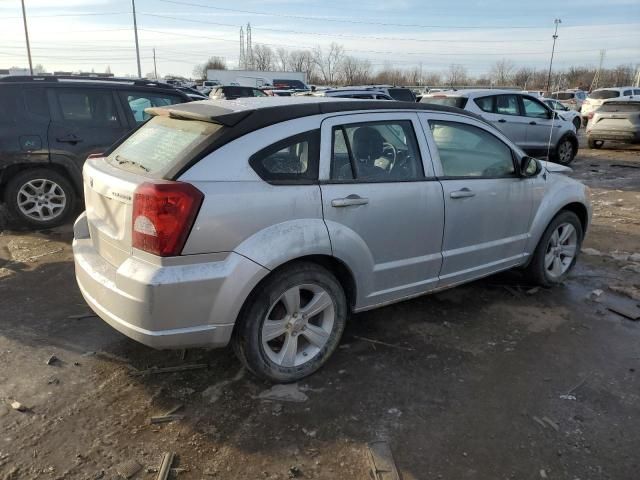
[[46, 355, 59, 366], [353, 335, 415, 351], [156, 452, 175, 480], [150, 404, 185, 424], [367, 441, 400, 480], [10, 401, 27, 412], [130, 364, 208, 377], [115, 459, 142, 479]]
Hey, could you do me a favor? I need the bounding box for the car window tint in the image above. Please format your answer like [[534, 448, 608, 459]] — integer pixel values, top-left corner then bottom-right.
[[623, 90, 632, 96], [330, 120, 423, 183], [429, 120, 515, 178], [124, 92, 183, 124], [522, 97, 549, 119], [56, 90, 119, 124], [634, 90, 640, 95], [474, 96, 493, 113], [0, 86, 18, 124], [388, 89, 415, 102], [495, 95, 520, 116], [589, 90, 619, 100], [249, 130, 320, 184], [23, 87, 50, 119]]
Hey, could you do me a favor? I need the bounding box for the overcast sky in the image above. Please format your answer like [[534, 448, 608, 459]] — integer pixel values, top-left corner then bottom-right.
[[1, 0, 639, 78]]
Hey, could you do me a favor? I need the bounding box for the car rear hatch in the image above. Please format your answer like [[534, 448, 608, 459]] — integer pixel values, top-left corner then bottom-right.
[[585, 90, 620, 109], [420, 95, 468, 109], [83, 114, 224, 266], [591, 103, 640, 132]]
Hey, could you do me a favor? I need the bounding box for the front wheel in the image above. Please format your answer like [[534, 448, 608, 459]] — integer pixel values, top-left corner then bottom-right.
[[552, 137, 576, 165], [525, 211, 583, 287], [232, 262, 347, 383], [4, 168, 76, 229]]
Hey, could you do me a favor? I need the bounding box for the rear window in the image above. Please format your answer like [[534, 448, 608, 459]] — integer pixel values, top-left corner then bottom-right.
[[599, 102, 640, 112], [421, 96, 468, 109], [106, 116, 221, 176], [388, 88, 415, 102], [552, 92, 575, 100], [589, 90, 620, 100]]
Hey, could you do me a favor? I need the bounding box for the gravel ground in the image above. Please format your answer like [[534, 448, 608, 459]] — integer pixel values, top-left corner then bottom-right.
[[0, 139, 639, 480]]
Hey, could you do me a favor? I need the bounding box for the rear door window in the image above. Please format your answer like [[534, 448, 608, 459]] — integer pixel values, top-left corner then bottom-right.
[[106, 116, 221, 176], [623, 90, 633, 96], [330, 120, 423, 182], [249, 130, 320, 184], [55, 89, 120, 125], [422, 96, 468, 109], [120, 91, 184, 124], [23, 87, 50, 119], [494, 95, 521, 116]]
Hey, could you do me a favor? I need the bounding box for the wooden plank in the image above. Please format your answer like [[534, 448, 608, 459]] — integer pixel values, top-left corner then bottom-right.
[[367, 441, 400, 480], [605, 295, 640, 321], [156, 452, 175, 480]]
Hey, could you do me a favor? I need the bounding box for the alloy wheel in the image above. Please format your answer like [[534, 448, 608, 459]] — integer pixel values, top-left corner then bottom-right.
[[17, 179, 67, 222], [558, 140, 574, 164], [261, 283, 335, 368], [544, 222, 578, 279]]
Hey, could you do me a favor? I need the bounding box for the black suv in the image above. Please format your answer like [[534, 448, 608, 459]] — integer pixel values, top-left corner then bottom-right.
[[0, 76, 191, 228]]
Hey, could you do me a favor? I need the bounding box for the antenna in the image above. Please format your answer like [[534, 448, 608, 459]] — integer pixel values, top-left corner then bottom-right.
[[590, 49, 606, 91], [545, 18, 561, 92]]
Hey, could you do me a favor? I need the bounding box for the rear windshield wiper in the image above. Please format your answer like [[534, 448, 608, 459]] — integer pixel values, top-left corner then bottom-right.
[[115, 155, 150, 173]]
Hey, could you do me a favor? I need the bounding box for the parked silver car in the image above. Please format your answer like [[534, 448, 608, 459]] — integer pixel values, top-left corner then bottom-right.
[[421, 89, 579, 164], [73, 97, 591, 382], [587, 99, 640, 148]]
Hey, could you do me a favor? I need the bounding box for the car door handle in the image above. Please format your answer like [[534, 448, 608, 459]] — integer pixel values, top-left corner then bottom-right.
[[56, 134, 83, 144], [331, 195, 369, 207], [498, 119, 506, 123], [529, 121, 537, 125], [450, 188, 475, 199]]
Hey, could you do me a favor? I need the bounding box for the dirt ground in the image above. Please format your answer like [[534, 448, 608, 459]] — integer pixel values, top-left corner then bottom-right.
[[1, 137, 639, 480]]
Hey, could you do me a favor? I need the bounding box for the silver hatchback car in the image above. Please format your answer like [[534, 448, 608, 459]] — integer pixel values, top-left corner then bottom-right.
[[73, 97, 591, 382]]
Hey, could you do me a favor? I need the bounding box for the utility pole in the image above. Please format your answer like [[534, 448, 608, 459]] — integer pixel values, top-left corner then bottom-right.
[[153, 48, 158, 79], [590, 50, 606, 92], [21, 0, 33, 75], [545, 18, 561, 92], [132, 0, 142, 78]]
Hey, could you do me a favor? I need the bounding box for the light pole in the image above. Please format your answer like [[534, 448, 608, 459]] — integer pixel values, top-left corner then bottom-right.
[[546, 18, 561, 92], [21, 0, 33, 75], [132, 0, 142, 78]]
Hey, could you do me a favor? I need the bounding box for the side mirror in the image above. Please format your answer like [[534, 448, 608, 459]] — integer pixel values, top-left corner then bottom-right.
[[520, 156, 540, 177]]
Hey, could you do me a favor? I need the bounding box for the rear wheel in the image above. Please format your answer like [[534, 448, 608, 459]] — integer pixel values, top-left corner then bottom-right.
[[525, 211, 583, 287], [4, 168, 76, 229], [588, 138, 604, 149], [233, 262, 347, 383]]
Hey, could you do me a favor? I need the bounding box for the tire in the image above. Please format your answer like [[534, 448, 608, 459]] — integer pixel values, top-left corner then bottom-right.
[[551, 136, 577, 165], [572, 117, 581, 131], [3, 168, 76, 229], [525, 211, 583, 287], [588, 138, 604, 149], [232, 262, 348, 383]]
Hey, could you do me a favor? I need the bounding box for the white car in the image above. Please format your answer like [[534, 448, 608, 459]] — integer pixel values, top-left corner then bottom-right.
[[542, 98, 582, 130], [550, 89, 588, 112], [581, 86, 640, 124]]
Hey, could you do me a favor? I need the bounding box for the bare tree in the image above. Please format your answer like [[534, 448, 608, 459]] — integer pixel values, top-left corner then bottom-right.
[[253, 44, 274, 71], [512, 67, 535, 89], [489, 59, 515, 86], [313, 43, 344, 85], [339, 55, 372, 85], [446, 64, 468, 86], [423, 72, 442, 87], [276, 47, 289, 71], [193, 56, 227, 80]]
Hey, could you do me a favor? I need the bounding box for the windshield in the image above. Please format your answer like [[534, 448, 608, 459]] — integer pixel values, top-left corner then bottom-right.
[[552, 92, 575, 100], [421, 96, 468, 109], [589, 90, 620, 100], [107, 116, 221, 176]]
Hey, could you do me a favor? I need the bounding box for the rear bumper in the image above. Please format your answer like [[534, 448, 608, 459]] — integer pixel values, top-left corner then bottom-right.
[[587, 130, 640, 143], [72, 213, 268, 349]]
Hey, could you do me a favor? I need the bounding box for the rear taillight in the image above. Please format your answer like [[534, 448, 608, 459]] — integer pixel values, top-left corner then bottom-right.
[[132, 182, 203, 257], [588, 111, 595, 119]]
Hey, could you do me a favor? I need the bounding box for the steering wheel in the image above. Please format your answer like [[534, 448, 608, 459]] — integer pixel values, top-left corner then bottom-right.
[[382, 142, 397, 167]]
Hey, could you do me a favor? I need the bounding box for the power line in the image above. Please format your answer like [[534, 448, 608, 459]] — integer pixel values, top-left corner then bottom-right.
[[4, 11, 130, 19], [158, 0, 640, 31]]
